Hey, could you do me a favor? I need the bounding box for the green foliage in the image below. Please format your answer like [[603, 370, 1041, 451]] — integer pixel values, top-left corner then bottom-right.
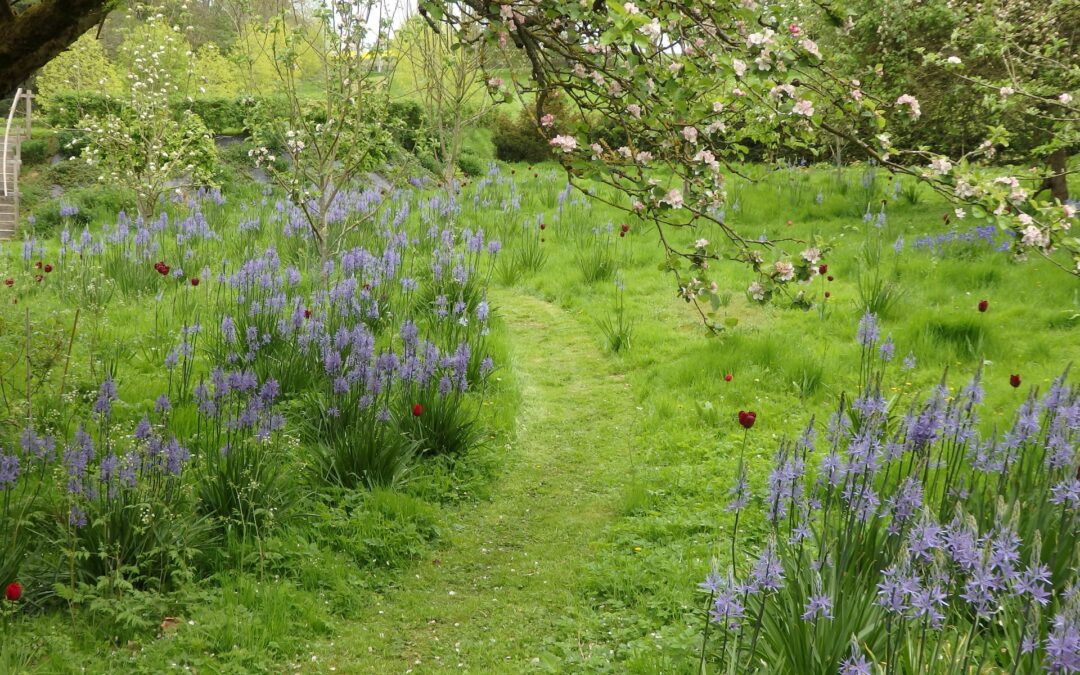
[[492, 108, 555, 164], [457, 151, 485, 177]]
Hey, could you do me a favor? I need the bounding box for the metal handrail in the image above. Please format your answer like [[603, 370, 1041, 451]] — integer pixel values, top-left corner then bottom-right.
[[2, 88, 23, 197]]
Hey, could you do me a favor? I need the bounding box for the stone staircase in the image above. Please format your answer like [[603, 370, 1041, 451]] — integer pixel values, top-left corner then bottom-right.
[[1, 89, 32, 242]]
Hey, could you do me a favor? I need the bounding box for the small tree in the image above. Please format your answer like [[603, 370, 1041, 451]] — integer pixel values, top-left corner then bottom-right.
[[395, 15, 495, 184], [79, 16, 217, 218], [245, 0, 399, 268]]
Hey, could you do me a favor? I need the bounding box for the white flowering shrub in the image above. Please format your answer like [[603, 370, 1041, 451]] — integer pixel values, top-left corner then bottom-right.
[[78, 16, 217, 218]]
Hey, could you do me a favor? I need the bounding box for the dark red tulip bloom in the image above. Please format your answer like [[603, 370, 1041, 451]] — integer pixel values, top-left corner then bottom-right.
[[539, 223, 546, 230], [724, 373, 732, 382], [818, 264, 828, 275], [1010, 374, 1022, 388], [190, 277, 200, 287], [34, 261, 42, 270], [5, 582, 21, 601], [738, 410, 757, 429], [34, 274, 43, 283], [825, 291, 831, 298], [303, 308, 312, 319], [412, 403, 423, 417], [827, 275, 834, 282], [3, 278, 12, 287], [43, 264, 52, 273], [978, 300, 988, 313], [620, 223, 630, 233]]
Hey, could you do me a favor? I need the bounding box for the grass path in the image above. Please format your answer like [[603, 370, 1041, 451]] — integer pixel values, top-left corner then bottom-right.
[[322, 290, 637, 673]]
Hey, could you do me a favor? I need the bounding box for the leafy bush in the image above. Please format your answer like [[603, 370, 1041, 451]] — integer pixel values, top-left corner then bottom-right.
[[457, 151, 485, 177], [20, 139, 51, 166], [492, 110, 554, 163]]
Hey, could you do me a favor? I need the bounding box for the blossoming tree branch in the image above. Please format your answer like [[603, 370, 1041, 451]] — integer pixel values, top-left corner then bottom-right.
[[420, 0, 1077, 329]]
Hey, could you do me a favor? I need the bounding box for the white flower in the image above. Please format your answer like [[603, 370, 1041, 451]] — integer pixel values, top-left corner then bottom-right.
[[946, 56, 962, 65], [664, 188, 684, 208], [682, 126, 699, 143], [713, 101, 725, 113], [635, 151, 653, 163], [896, 94, 921, 119], [626, 104, 642, 119], [1061, 93, 1074, 105], [617, 146, 633, 158], [800, 39, 821, 59], [590, 143, 603, 159], [928, 157, 952, 175], [693, 149, 718, 170], [732, 59, 747, 78], [999, 86, 1014, 97], [1017, 213, 1034, 226], [774, 261, 795, 281], [1021, 224, 1049, 248], [792, 99, 815, 117], [800, 247, 821, 264], [695, 238, 709, 249], [954, 208, 966, 219], [668, 62, 683, 74], [487, 77, 503, 88], [549, 135, 577, 153], [1064, 204, 1077, 219], [954, 180, 977, 199], [640, 18, 662, 40], [748, 281, 766, 301], [623, 2, 639, 14]]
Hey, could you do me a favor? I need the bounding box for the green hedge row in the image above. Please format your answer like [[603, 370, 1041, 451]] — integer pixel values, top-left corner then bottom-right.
[[42, 94, 294, 135]]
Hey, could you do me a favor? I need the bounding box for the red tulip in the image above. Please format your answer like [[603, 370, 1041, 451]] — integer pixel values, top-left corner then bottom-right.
[[1010, 374, 1021, 388], [738, 410, 757, 430], [818, 264, 828, 275], [43, 264, 53, 273], [190, 277, 200, 287], [303, 308, 312, 319], [825, 291, 831, 298], [412, 403, 423, 417], [620, 223, 630, 233], [3, 278, 12, 287], [827, 275, 834, 282], [724, 373, 733, 382], [5, 582, 21, 601], [34, 261, 42, 270], [619, 232, 625, 237], [34, 274, 43, 283], [539, 223, 546, 230], [978, 300, 988, 313]]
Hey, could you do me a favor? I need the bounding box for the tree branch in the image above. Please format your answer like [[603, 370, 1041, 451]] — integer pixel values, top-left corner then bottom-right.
[[0, 0, 111, 96]]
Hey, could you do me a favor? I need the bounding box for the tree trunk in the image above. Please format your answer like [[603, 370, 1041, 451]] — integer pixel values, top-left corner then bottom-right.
[[1045, 148, 1069, 204], [0, 0, 111, 96]]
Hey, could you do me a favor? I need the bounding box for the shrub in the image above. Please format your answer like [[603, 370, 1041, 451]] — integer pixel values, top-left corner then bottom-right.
[[20, 139, 51, 166], [457, 151, 485, 177], [491, 93, 573, 164]]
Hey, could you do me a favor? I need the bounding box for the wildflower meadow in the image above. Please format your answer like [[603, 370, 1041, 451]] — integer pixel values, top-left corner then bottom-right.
[[1, 0, 1078, 672]]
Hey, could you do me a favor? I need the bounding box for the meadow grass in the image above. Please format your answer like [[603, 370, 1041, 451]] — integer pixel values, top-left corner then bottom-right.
[[0, 161, 1077, 672]]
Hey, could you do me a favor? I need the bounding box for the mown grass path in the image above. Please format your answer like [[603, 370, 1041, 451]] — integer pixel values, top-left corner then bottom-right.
[[322, 291, 636, 673]]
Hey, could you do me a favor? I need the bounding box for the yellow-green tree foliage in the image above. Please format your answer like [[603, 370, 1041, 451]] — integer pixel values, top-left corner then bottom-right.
[[193, 44, 242, 97], [36, 33, 122, 111], [235, 20, 325, 93]]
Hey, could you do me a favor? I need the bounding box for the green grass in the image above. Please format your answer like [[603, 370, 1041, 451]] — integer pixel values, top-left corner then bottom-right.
[[1, 159, 1078, 672]]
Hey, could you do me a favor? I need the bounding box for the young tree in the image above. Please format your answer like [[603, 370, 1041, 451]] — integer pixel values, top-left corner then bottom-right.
[[245, 0, 400, 268], [79, 16, 217, 218], [395, 15, 495, 184]]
